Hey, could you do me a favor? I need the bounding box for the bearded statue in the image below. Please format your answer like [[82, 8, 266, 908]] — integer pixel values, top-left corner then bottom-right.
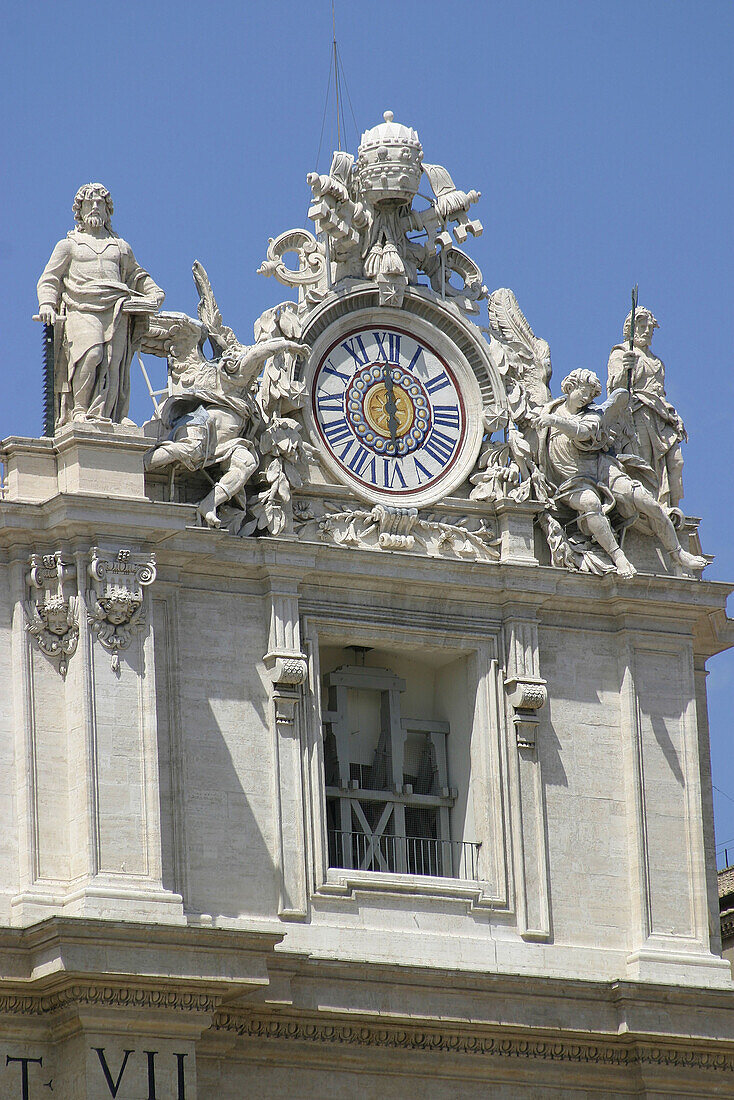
[[37, 183, 164, 427]]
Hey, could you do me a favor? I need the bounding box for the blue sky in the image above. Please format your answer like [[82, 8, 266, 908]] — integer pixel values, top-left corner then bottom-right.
[[2, 2, 733, 858]]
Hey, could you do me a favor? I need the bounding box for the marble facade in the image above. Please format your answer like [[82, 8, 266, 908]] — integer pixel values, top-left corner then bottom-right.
[[0, 117, 732, 1097], [0, 422, 732, 1097]]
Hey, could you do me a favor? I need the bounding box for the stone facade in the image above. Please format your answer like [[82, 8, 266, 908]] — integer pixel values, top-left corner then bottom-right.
[[0, 424, 732, 1097], [0, 117, 731, 1097]]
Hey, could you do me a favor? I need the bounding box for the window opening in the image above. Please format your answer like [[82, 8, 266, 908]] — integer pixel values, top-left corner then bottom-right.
[[322, 664, 480, 880]]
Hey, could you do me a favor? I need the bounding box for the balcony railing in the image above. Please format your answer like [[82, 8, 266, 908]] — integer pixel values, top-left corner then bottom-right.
[[328, 829, 481, 881]]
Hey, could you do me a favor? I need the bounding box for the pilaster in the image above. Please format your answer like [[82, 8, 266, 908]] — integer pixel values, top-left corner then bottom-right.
[[503, 606, 550, 941], [263, 569, 309, 921], [617, 625, 731, 986], [10, 550, 79, 919], [11, 542, 184, 926]]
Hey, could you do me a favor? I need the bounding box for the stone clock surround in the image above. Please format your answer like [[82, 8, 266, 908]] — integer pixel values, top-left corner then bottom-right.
[[300, 292, 495, 508]]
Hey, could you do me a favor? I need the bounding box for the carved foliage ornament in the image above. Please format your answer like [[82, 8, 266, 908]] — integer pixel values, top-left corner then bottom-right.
[[293, 500, 499, 562], [87, 548, 156, 671], [24, 551, 79, 678]]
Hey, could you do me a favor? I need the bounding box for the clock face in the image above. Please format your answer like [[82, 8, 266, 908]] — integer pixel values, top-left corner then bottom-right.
[[310, 323, 474, 504]]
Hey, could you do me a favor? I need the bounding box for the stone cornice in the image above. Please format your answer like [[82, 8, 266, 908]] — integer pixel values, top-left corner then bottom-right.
[[0, 983, 222, 1017], [0, 496, 731, 610], [0, 918, 286, 995], [0, 978, 731, 1075], [0, 915, 284, 954], [0, 957, 732, 1078], [211, 1008, 734, 1073], [267, 954, 734, 1010]]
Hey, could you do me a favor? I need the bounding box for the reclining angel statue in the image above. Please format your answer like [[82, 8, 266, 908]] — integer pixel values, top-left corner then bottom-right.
[[141, 263, 309, 529], [477, 289, 706, 578], [534, 368, 706, 579]]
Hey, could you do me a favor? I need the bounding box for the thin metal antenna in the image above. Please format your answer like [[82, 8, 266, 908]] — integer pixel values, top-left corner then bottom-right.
[[314, 47, 333, 169], [335, 44, 359, 146], [332, 0, 341, 150]]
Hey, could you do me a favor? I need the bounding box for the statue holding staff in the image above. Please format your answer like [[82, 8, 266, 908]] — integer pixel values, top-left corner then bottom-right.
[[37, 183, 164, 427], [607, 305, 686, 510], [535, 368, 706, 579]]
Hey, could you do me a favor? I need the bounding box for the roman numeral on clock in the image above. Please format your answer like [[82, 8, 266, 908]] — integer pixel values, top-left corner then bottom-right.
[[373, 331, 401, 363], [412, 456, 433, 484], [406, 344, 424, 373], [347, 445, 376, 480], [322, 361, 351, 383], [422, 427, 456, 464], [433, 404, 460, 429], [382, 460, 407, 489], [317, 392, 344, 412], [340, 335, 370, 368], [425, 370, 451, 395], [323, 418, 352, 445]]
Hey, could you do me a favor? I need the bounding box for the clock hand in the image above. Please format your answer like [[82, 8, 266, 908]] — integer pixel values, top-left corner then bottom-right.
[[382, 363, 399, 453]]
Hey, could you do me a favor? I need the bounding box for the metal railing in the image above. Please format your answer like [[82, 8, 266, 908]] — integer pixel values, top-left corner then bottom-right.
[[328, 829, 481, 881]]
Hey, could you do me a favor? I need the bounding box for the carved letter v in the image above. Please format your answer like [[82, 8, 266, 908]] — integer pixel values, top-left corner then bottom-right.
[[93, 1049, 134, 1097]]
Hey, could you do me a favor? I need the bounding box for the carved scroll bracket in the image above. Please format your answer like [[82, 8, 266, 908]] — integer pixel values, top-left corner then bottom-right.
[[504, 676, 548, 749], [265, 655, 308, 689], [422, 246, 488, 315], [24, 550, 79, 678], [86, 547, 157, 672], [264, 577, 308, 690], [504, 615, 547, 746], [257, 229, 327, 306]]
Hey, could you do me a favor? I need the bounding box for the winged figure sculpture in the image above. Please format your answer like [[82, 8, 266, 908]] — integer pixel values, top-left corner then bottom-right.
[[141, 263, 310, 531], [487, 287, 552, 413]]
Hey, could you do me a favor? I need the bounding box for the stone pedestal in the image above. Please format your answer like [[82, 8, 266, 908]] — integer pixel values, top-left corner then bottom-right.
[[0, 436, 56, 502], [493, 499, 543, 565], [2, 423, 150, 504], [55, 422, 150, 497]]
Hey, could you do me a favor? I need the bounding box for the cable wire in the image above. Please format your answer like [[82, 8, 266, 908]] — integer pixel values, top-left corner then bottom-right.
[[336, 42, 360, 147], [315, 45, 334, 170], [714, 784, 734, 806], [315, 2, 359, 168]]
